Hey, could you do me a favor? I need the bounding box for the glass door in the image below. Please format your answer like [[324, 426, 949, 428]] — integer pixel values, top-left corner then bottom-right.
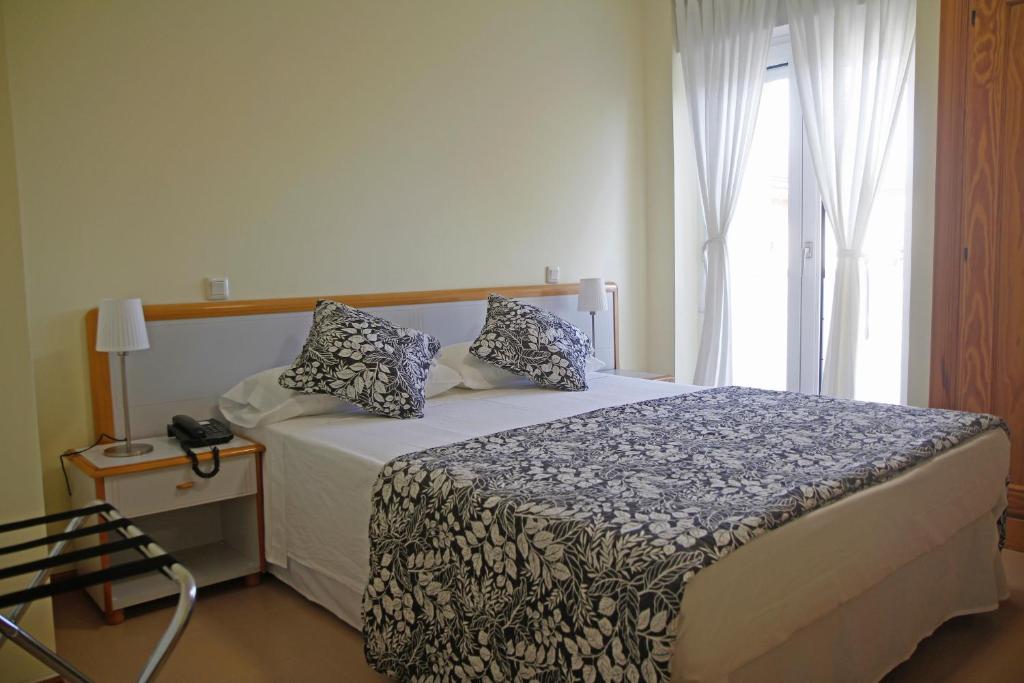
[[729, 25, 912, 402], [729, 27, 823, 394], [820, 88, 913, 404]]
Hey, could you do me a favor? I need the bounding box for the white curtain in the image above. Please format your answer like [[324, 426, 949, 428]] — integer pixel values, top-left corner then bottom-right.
[[676, 0, 778, 387], [786, 0, 915, 398]]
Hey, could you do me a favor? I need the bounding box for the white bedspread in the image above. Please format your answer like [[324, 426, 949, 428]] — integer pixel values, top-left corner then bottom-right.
[[243, 374, 1010, 682]]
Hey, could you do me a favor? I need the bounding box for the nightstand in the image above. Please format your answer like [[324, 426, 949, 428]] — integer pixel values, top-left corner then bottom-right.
[[66, 435, 265, 624], [598, 368, 675, 382]]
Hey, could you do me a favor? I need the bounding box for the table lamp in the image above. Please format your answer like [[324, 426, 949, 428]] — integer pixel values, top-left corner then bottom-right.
[[577, 277, 607, 356], [96, 298, 154, 456]]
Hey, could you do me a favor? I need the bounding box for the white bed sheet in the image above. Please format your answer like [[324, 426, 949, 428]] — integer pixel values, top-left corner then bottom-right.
[[242, 374, 1010, 682], [245, 374, 691, 592]]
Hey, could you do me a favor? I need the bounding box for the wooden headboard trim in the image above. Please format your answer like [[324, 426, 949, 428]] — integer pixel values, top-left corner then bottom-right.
[[86, 282, 619, 439]]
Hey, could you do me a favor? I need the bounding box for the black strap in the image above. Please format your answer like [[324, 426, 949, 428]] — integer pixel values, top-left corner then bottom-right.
[[0, 519, 132, 556], [0, 536, 153, 580], [0, 503, 113, 535], [0, 555, 175, 610], [185, 444, 220, 479]]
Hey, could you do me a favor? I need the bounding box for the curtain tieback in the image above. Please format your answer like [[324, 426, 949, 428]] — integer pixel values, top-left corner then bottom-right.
[[698, 235, 727, 315], [702, 235, 727, 273], [838, 248, 871, 339], [703, 235, 727, 253]]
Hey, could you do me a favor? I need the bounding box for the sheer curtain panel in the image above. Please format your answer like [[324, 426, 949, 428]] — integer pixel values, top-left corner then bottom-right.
[[676, 0, 778, 387], [786, 0, 915, 398]]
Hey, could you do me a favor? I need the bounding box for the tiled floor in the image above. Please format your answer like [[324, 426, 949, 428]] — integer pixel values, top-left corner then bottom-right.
[[50, 552, 1024, 682]]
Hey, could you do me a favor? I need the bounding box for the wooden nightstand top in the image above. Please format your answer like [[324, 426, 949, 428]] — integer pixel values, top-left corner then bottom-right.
[[598, 368, 674, 382], [68, 436, 263, 479]]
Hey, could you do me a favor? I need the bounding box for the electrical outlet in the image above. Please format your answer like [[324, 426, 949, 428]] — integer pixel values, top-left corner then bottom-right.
[[545, 266, 560, 284], [205, 277, 230, 301]]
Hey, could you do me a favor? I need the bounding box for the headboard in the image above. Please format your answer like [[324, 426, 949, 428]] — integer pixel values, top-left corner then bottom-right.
[[85, 283, 619, 439]]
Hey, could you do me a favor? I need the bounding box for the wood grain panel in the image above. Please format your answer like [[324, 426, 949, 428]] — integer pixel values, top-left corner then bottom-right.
[[994, 2, 1024, 484], [955, 0, 1006, 413], [1006, 515, 1024, 552], [930, 0, 972, 409], [125, 283, 612, 321]]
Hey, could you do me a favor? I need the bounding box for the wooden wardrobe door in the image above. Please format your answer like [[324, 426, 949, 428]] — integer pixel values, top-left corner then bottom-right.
[[932, 0, 1024, 543], [993, 1, 1024, 486], [955, 0, 1006, 416], [929, 0, 970, 410]]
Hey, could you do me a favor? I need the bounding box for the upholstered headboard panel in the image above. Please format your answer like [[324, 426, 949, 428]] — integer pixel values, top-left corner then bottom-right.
[[86, 284, 619, 439]]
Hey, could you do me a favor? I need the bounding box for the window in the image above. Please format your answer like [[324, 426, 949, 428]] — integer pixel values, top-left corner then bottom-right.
[[728, 63, 794, 391], [729, 26, 913, 403]]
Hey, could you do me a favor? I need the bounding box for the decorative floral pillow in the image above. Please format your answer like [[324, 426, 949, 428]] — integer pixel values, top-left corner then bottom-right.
[[279, 300, 440, 418], [469, 294, 592, 391]]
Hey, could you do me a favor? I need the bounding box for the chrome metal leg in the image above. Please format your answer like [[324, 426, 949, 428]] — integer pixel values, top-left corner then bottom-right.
[[590, 311, 597, 356], [136, 564, 196, 683], [97, 506, 197, 683], [0, 501, 197, 683], [0, 512, 89, 651], [0, 613, 92, 682], [0, 504, 96, 682]]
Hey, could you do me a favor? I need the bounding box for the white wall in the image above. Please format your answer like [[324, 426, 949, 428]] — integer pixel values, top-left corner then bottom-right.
[[643, 0, 679, 376], [0, 6, 55, 679], [672, 57, 703, 383], [1, 0, 652, 516]]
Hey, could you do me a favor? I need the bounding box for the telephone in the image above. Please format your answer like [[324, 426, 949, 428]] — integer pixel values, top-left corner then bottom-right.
[[166, 415, 232, 479]]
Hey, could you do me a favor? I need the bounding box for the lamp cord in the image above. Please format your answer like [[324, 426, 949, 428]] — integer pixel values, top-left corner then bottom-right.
[[59, 433, 124, 496]]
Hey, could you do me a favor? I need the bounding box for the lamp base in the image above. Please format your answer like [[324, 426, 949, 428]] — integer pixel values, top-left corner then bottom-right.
[[103, 442, 154, 457]]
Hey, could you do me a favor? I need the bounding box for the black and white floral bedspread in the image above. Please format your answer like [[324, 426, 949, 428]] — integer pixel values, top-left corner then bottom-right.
[[362, 387, 1006, 682]]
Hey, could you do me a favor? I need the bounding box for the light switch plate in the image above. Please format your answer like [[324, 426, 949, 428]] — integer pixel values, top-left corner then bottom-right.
[[545, 266, 560, 284], [205, 277, 230, 301]]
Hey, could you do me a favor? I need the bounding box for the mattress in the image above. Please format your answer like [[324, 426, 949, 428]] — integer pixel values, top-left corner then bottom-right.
[[242, 374, 1010, 681]]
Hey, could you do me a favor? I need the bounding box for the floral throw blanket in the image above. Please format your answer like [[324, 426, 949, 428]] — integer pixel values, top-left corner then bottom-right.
[[362, 387, 1006, 682]]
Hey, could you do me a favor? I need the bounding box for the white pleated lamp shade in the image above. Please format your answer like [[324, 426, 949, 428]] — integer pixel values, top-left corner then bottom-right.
[[96, 298, 150, 352], [577, 278, 608, 313]]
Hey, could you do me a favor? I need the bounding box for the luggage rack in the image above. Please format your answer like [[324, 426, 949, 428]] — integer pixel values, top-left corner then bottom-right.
[[0, 502, 196, 682]]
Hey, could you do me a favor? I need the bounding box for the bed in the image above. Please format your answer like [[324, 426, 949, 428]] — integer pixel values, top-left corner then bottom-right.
[[83, 284, 1011, 683], [241, 374, 1009, 682]]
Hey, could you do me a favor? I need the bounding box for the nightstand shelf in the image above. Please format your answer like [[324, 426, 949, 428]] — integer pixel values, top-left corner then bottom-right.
[[107, 541, 260, 610], [66, 435, 265, 623], [598, 368, 675, 382]]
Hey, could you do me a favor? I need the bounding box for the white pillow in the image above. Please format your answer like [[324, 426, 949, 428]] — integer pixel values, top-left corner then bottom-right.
[[424, 360, 462, 398], [219, 366, 346, 428], [437, 342, 605, 390], [220, 362, 463, 428]]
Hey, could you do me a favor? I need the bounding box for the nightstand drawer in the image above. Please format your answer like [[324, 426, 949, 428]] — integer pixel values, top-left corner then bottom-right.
[[106, 455, 257, 518]]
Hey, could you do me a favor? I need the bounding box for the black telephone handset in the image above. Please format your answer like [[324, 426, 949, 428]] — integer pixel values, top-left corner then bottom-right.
[[166, 415, 232, 479]]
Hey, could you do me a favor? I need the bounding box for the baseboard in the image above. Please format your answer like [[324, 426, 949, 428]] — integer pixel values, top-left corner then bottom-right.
[[1007, 483, 1024, 519], [48, 568, 77, 583], [1006, 516, 1024, 552]]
